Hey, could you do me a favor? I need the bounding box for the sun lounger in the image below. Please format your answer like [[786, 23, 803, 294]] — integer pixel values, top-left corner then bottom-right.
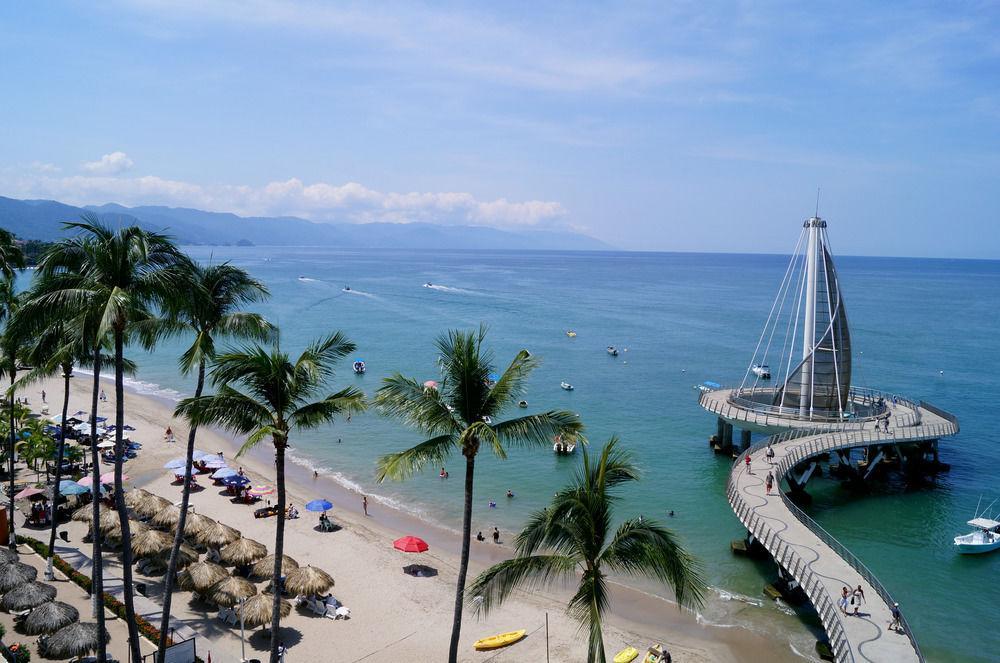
[[218, 607, 238, 625]]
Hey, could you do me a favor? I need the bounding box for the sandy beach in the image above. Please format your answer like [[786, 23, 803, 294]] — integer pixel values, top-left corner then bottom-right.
[[13, 372, 802, 663]]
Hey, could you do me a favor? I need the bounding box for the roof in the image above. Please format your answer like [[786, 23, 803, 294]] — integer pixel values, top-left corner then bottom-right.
[[967, 518, 1000, 529]]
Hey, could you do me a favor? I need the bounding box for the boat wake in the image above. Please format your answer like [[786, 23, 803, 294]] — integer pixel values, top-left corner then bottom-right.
[[297, 276, 320, 282], [343, 288, 378, 299], [423, 283, 475, 294]]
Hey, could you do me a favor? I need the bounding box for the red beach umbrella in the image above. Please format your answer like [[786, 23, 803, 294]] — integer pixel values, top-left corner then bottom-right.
[[393, 536, 429, 553]]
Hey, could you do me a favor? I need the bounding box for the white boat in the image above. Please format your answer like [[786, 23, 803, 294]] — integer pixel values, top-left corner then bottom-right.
[[560, 381, 574, 391], [607, 346, 619, 357], [955, 516, 1000, 554], [752, 364, 771, 379], [353, 359, 366, 374]]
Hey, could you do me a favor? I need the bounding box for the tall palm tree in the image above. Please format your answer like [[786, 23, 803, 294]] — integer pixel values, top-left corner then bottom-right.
[[153, 262, 273, 661], [177, 333, 365, 663], [375, 325, 584, 663], [32, 216, 190, 663], [467, 438, 705, 663], [0, 279, 26, 547], [0, 234, 24, 548]]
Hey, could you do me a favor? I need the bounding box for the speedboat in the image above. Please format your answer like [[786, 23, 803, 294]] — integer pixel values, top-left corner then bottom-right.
[[518, 400, 528, 408], [424, 282, 433, 288], [344, 285, 351, 291], [752, 364, 771, 379], [607, 346, 619, 357], [695, 380, 722, 393], [955, 515, 1000, 554], [566, 330, 577, 338], [352, 359, 366, 374], [560, 381, 574, 391]]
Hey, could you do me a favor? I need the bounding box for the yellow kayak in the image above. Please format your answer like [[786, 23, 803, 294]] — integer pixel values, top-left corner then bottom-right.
[[614, 646, 639, 663], [473, 629, 526, 651]]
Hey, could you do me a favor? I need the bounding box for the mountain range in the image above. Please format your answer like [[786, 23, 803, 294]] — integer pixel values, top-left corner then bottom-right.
[[0, 196, 610, 251]]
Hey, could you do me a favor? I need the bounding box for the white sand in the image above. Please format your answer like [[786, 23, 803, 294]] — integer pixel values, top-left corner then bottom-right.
[[18, 374, 799, 663]]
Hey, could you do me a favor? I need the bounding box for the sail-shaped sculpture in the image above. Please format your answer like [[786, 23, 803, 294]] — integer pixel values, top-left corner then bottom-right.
[[740, 217, 852, 419]]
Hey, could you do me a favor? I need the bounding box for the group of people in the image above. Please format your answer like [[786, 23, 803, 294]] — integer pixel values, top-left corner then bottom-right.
[[475, 527, 500, 544], [27, 499, 52, 526], [839, 585, 866, 616]]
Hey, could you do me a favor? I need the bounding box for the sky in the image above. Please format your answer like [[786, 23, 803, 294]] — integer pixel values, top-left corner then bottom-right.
[[1, 1, 998, 257]]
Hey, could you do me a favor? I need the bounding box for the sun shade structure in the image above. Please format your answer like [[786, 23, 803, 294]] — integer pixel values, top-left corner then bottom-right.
[[174, 512, 215, 536], [219, 537, 267, 566], [0, 548, 18, 565], [305, 499, 333, 512], [178, 561, 229, 592], [236, 594, 290, 628], [284, 565, 334, 596], [151, 505, 183, 529], [206, 576, 257, 607], [14, 487, 45, 500], [247, 485, 275, 497], [22, 601, 79, 635], [250, 554, 298, 579], [132, 493, 173, 518], [0, 562, 37, 592], [58, 481, 89, 496], [124, 487, 152, 508], [131, 529, 175, 558], [39, 621, 110, 659], [155, 544, 199, 569], [1, 581, 57, 611], [194, 521, 241, 548], [393, 536, 429, 553]]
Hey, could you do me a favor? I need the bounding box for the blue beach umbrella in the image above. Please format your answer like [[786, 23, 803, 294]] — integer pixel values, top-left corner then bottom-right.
[[305, 499, 333, 512], [212, 467, 237, 479], [58, 480, 89, 496], [487, 372, 500, 382], [163, 458, 187, 470], [222, 475, 250, 488]]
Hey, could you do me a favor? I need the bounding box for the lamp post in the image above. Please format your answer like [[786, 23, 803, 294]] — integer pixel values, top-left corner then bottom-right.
[[239, 596, 247, 662]]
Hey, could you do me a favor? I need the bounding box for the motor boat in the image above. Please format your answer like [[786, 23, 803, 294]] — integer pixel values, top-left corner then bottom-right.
[[695, 380, 722, 393], [954, 518, 1000, 554], [560, 382, 574, 391], [344, 285, 351, 291], [424, 282, 433, 288], [518, 400, 528, 408], [607, 346, 619, 357], [352, 359, 366, 374], [566, 330, 577, 337], [752, 364, 771, 379]]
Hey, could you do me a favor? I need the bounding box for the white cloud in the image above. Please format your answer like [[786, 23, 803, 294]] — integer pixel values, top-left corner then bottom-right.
[[2, 172, 567, 229], [81, 151, 135, 175]]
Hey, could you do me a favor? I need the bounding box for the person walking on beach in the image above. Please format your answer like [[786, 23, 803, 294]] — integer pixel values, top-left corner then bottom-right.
[[744, 453, 753, 475], [766, 444, 775, 465], [889, 602, 902, 632], [852, 585, 865, 615], [839, 587, 850, 614], [41, 389, 46, 403], [362, 495, 368, 516], [100, 389, 107, 402], [492, 527, 500, 544]]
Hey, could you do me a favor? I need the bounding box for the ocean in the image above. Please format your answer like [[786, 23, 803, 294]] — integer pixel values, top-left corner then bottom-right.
[[105, 246, 998, 662]]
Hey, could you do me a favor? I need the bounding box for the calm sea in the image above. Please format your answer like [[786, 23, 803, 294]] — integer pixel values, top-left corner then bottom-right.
[[108, 246, 997, 662]]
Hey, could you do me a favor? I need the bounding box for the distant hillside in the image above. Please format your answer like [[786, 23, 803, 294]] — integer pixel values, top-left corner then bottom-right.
[[0, 196, 610, 250]]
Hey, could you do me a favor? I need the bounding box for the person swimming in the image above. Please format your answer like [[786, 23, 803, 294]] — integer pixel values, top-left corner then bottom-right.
[[488, 499, 497, 508], [506, 489, 514, 498]]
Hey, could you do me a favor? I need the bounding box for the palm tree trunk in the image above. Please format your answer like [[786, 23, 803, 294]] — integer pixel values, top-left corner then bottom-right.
[[45, 364, 72, 580], [88, 348, 107, 663], [112, 330, 142, 663], [157, 359, 205, 661], [8, 369, 17, 549], [269, 439, 288, 663], [447, 453, 477, 663]]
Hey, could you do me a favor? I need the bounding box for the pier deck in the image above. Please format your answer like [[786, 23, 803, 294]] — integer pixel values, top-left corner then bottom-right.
[[724, 399, 958, 662]]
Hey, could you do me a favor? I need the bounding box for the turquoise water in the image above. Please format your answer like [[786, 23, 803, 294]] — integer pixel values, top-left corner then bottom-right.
[[117, 247, 997, 662]]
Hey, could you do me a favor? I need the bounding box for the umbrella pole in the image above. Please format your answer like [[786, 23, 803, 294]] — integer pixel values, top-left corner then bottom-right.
[[240, 596, 247, 662]]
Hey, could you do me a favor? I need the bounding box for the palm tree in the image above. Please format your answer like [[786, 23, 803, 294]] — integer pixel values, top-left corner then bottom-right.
[[177, 333, 364, 663], [467, 438, 705, 663], [31, 216, 190, 663], [375, 325, 584, 663], [0, 229, 25, 281], [153, 262, 272, 662], [0, 279, 26, 547]]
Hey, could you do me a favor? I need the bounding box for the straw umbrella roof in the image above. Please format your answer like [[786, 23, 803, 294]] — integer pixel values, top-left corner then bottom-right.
[[177, 561, 229, 592], [175, 512, 215, 537], [132, 493, 172, 518], [151, 504, 183, 529], [22, 601, 79, 635], [124, 487, 152, 509], [71, 503, 109, 524], [1, 581, 57, 611], [0, 562, 37, 592], [131, 529, 175, 558], [220, 538, 267, 566], [195, 521, 240, 548], [207, 576, 257, 607], [39, 621, 109, 659], [236, 594, 291, 628], [159, 543, 199, 568], [284, 565, 334, 596], [0, 548, 18, 565], [251, 554, 299, 579]]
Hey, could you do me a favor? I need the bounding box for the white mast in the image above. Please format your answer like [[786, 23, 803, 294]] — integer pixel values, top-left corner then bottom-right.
[[801, 217, 819, 417]]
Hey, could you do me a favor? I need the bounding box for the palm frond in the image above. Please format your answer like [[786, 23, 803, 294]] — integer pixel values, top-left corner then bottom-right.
[[465, 554, 577, 617], [566, 569, 610, 663], [175, 386, 273, 433], [288, 387, 366, 430], [491, 411, 584, 450], [376, 434, 457, 482], [374, 374, 461, 435], [482, 349, 538, 414]]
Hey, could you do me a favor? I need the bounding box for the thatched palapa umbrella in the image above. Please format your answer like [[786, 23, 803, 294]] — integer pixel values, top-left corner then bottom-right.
[[39, 621, 109, 659], [195, 521, 240, 548], [236, 593, 290, 628], [133, 493, 172, 519], [284, 565, 334, 596], [157, 543, 199, 569], [124, 487, 151, 509], [131, 529, 174, 558], [151, 504, 182, 529], [1, 581, 57, 611], [177, 561, 228, 592], [0, 548, 18, 564], [251, 554, 298, 579], [207, 576, 257, 607], [22, 601, 79, 635], [220, 537, 267, 566], [0, 561, 37, 592], [175, 512, 215, 536]]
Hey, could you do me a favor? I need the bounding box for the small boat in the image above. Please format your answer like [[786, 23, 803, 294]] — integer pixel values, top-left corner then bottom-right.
[[560, 381, 574, 391], [423, 282, 433, 288], [607, 346, 619, 357], [752, 364, 771, 379], [343, 285, 351, 291], [643, 643, 670, 663], [566, 330, 577, 337], [472, 629, 526, 651], [614, 647, 639, 663], [695, 380, 722, 393], [955, 500, 1000, 554], [352, 359, 366, 374], [518, 400, 528, 408]]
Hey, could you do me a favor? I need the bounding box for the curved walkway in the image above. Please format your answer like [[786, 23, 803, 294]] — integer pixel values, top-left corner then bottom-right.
[[725, 402, 958, 663]]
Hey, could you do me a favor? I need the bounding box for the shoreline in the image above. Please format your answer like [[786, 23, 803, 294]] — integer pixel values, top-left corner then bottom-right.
[[32, 370, 806, 662]]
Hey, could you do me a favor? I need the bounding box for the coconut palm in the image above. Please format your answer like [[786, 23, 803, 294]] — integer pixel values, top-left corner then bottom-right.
[[31, 216, 191, 663], [152, 261, 272, 661], [467, 437, 705, 663], [0, 230, 25, 282], [374, 325, 584, 663], [0, 279, 26, 546], [177, 332, 364, 663]]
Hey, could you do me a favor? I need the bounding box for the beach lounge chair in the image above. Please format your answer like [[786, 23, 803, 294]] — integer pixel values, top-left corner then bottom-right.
[[218, 607, 238, 625]]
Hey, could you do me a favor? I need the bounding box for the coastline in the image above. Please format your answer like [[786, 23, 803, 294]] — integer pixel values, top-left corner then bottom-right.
[[31, 371, 806, 662]]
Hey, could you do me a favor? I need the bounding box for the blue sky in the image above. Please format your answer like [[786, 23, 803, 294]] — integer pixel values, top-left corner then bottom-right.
[[1, 1, 998, 257]]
